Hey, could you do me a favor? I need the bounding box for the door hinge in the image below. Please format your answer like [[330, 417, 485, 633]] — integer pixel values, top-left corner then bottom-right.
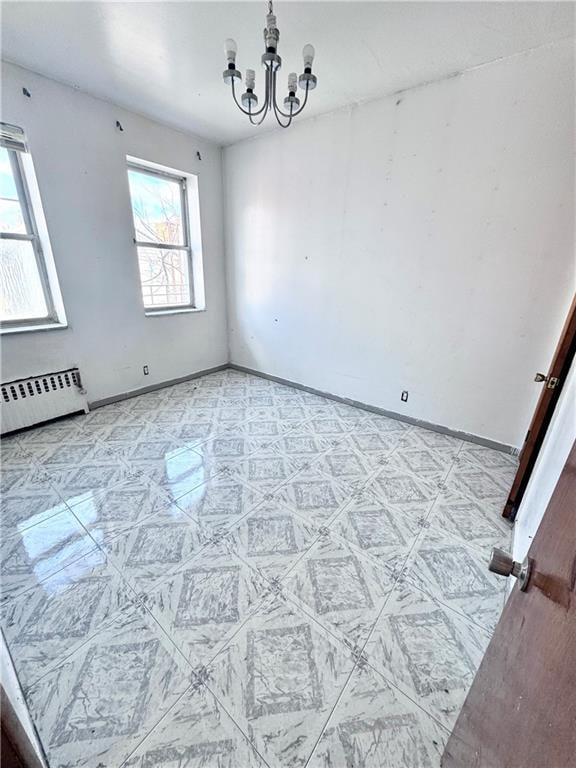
[[534, 373, 560, 389]]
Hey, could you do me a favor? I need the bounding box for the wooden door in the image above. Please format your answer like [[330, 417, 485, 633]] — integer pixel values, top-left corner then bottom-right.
[[0, 685, 45, 768], [502, 294, 576, 521], [442, 440, 576, 767]]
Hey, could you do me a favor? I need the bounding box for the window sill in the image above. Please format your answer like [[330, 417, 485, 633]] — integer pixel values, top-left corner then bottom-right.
[[0, 321, 68, 335], [144, 307, 206, 317]]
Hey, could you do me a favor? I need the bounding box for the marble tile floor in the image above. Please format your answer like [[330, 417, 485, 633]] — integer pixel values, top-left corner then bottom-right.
[[0, 368, 516, 768]]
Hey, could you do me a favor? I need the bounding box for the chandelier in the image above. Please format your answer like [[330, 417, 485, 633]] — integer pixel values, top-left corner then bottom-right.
[[223, 0, 317, 128]]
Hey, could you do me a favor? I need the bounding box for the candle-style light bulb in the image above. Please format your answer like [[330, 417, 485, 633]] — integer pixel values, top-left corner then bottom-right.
[[288, 72, 297, 94], [302, 43, 315, 70], [246, 69, 256, 90], [224, 38, 237, 65]]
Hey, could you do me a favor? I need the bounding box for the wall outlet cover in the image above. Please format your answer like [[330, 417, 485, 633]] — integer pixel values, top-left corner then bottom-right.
[[401, 390, 408, 402]]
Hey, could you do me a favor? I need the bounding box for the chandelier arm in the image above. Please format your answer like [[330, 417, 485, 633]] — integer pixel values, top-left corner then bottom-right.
[[273, 108, 292, 128], [231, 76, 268, 117], [268, 67, 274, 113], [230, 79, 254, 117], [271, 69, 309, 119], [270, 70, 292, 123], [250, 105, 271, 125], [290, 81, 310, 116], [272, 80, 310, 119], [249, 66, 272, 125], [250, 99, 270, 125], [272, 76, 293, 128]]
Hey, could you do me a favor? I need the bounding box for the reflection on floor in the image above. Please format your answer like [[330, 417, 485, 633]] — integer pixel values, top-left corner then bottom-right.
[[0, 368, 515, 767]]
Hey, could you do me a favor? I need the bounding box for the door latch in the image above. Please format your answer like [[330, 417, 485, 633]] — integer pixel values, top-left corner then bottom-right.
[[488, 548, 533, 591]]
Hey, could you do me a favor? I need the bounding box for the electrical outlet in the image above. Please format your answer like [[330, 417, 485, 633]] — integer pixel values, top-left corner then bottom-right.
[[143, 365, 149, 376], [401, 390, 408, 402]]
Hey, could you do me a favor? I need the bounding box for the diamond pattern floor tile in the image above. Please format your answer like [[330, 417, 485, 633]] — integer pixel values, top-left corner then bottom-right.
[[128, 447, 220, 502], [0, 549, 136, 689], [407, 427, 465, 453], [365, 465, 441, 518], [49, 462, 145, 509], [141, 540, 268, 668], [0, 489, 67, 539], [1, 440, 37, 468], [71, 475, 174, 542], [123, 680, 268, 768], [445, 463, 511, 508], [174, 474, 264, 540], [365, 579, 491, 729], [336, 429, 405, 466], [308, 660, 449, 768], [223, 496, 320, 583], [272, 465, 354, 526], [1, 463, 57, 495], [315, 444, 377, 490], [24, 604, 192, 768], [283, 530, 395, 648], [431, 489, 513, 552], [401, 524, 509, 632], [16, 420, 84, 449], [330, 488, 422, 574], [205, 595, 357, 768], [1, 509, 98, 602], [388, 445, 458, 483], [227, 450, 304, 495], [98, 505, 205, 596]]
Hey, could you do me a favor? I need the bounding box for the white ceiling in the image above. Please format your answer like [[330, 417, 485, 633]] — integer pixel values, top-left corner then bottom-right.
[[1, 2, 573, 145]]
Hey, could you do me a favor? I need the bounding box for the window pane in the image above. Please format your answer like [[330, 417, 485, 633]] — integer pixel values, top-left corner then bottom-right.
[[0, 147, 18, 199], [128, 169, 185, 246], [0, 200, 26, 234], [137, 247, 191, 308], [0, 148, 26, 234], [0, 239, 49, 321]]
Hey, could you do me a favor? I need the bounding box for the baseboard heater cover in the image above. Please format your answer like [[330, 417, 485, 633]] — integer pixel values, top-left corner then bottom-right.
[[1, 368, 88, 435]]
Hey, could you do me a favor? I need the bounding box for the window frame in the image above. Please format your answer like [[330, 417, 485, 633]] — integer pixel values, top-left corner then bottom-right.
[[127, 162, 196, 314], [0, 148, 59, 329]]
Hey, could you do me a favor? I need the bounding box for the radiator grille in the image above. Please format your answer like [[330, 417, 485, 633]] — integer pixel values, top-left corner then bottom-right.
[[1, 367, 88, 434], [2, 369, 83, 404]]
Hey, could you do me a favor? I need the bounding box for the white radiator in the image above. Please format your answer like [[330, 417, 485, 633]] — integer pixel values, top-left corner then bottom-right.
[[1, 368, 88, 435]]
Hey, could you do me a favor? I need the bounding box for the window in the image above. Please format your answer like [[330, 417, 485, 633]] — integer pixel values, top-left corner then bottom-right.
[[127, 162, 201, 313], [0, 124, 65, 330]]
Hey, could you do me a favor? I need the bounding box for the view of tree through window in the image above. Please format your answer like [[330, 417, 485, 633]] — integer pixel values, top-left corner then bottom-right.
[[127, 166, 193, 309]]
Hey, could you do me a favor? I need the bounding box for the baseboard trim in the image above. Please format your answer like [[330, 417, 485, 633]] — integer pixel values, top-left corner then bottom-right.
[[229, 363, 518, 455], [88, 364, 229, 409]]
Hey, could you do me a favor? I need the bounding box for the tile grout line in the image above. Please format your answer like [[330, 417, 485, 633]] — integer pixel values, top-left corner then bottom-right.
[[117, 681, 197, 768]]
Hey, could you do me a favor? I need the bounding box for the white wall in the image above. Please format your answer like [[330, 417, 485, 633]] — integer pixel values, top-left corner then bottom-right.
[[225, 40, 575, 448], [513, 359, 576, 562], [1, 62, 228, 403]]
